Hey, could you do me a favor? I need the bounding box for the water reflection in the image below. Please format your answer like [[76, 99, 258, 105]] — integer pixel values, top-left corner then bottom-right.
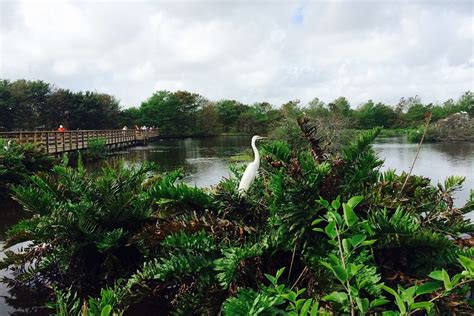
[[88, 136, 252, 188]]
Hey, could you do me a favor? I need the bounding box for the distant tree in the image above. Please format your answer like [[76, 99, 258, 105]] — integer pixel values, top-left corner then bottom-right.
[[68, 91, 121, 129], [457, 91, 474, 116], [8, 80, 51, 130], [281, 99, 302, 119], [41, 88, 76, 129], [119, 107, 141, 128], [198, 102, 220, 135], [405, 103, 430, 126], [140, 90, 204, 136], [306, 98, 330, 118], [0, 80, 13, 131], [237, 102, 270, 134], [216, 100, 245, 133], [328, 97, 351, 116], [356, 100, 397, 128]]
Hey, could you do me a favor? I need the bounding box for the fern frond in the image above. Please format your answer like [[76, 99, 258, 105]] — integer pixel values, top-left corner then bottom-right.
[[214, 244, 264, 288]]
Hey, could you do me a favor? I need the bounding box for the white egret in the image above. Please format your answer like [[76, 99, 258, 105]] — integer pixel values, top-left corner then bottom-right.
[[238, 135, 267, 195]]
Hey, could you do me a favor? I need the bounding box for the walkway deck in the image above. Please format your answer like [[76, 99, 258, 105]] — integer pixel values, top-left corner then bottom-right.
[[0, 129, 159, 154]]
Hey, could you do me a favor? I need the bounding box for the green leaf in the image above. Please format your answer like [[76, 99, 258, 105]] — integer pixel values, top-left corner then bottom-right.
[[265, 273, 276, 285], [356, 297, 369, 313], [382, 312, 399, 316], [318, 198, 330, 209], [276, 267, 285, 280], [309, 300, 319, 316], [441, 269, 452, 291], [342, 238, 351, 254], [410, 301, 433, 311], [101, 305, 112, 316], [401, 286, 416, 307], [343, 203, 358, 227], [416, 281, 442, 295], [311, 218, 324, 226], [331, 197, 341, 210], [287, 291, 297, 302], [361, 239, 376, 246], [300, 299, 312, 316], [322, 291, 348, 304], [428, 270, 443, 281], [347, 195, 363, 209], [370, 298, 389, 308], [382, 285, 406, 314], [325, 221, 337, 239], [331, 265, 348, 283], [458, 255, 474, 273], [350, 234, 366, 247]]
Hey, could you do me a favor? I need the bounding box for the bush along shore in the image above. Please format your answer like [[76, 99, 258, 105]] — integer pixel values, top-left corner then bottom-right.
[[1, 118, 473, 315], [408, 112, 474, 143], [0, 139, 54, 196]]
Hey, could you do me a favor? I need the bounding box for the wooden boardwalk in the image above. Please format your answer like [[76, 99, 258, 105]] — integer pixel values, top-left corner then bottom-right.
[[0, 129, 159, 154]]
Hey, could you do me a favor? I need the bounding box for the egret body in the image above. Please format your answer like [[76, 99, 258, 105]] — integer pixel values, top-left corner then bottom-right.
[[238, 135, 266, 195]]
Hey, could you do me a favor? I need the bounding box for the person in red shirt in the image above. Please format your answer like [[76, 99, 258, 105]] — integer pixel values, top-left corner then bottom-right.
[[57, 125, 65, 132]]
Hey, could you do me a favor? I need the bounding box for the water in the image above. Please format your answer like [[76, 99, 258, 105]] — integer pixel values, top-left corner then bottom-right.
[[373, 137, 473, 207], [88, 136, 253, 188], [0, 135, 472, 313]]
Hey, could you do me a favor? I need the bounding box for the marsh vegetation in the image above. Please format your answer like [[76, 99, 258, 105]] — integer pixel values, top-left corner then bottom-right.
[[0, 119, 472, 315]]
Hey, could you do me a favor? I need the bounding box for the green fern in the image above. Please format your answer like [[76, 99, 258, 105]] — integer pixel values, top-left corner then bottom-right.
[[214, 244, 264, 288]]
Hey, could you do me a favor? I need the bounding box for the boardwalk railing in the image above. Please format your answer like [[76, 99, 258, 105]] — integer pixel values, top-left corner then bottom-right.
[[0, 129, 159, 154]]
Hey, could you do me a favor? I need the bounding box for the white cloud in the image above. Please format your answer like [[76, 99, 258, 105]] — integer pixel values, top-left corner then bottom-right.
[[0, 0, 472, 108]]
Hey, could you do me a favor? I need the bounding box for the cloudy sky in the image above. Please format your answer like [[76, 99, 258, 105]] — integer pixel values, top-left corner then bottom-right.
[[1, 0, 473, 107]]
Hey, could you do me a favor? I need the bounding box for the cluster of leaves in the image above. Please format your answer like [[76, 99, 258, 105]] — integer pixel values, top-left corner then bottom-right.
[[85, 137, 108, 161], [0, 139, 54, 194], [1, 117, 472, 315]]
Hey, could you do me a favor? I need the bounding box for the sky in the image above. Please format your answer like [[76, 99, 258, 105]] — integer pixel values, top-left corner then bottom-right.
[[0, 0, 473, 108]]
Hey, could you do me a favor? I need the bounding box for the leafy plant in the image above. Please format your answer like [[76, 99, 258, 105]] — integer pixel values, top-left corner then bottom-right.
[[86, 137, 108, 160], [0, 139, 54, 193], [314, 196, 388, 315]]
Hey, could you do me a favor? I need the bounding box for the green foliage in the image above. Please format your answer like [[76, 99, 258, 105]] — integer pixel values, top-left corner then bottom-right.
[[315, 196, 387, 315], [0, 139, 54, 193], [140, 90, 205, 136], [51, 287, 124, 316], [2, 115, 473, 315], [381, 256, 474, 315], [223, 268, 325, 316], [86, 137, 107, 160], [215, 244, 264, 288], [3, 162, 156, 290], [1, 79, 471, 139], [0, 79, 121, 131]]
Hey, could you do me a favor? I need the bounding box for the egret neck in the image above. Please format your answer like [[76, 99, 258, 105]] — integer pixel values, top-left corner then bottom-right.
[[251, 136, 260, 167]]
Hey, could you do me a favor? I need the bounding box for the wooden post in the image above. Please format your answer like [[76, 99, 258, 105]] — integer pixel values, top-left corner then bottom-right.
[[55, 132, 58, 153], [46, 132, 50, 154]]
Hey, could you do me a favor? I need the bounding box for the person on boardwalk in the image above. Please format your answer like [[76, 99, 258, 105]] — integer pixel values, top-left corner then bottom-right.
[[57, 125, 65, 132]]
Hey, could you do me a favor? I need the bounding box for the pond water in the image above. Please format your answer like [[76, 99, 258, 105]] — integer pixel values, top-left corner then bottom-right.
[[93, 135, 473, 205], [0, 135, 472, 314]]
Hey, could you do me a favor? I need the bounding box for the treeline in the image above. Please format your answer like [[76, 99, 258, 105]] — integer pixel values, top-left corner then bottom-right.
[[0, 80, 121, 130], [1, 79, 472, 135]]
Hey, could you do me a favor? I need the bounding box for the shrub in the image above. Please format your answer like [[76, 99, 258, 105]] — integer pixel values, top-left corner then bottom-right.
[[0, 139, 54, 194], [86, 137, 108, 160]]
